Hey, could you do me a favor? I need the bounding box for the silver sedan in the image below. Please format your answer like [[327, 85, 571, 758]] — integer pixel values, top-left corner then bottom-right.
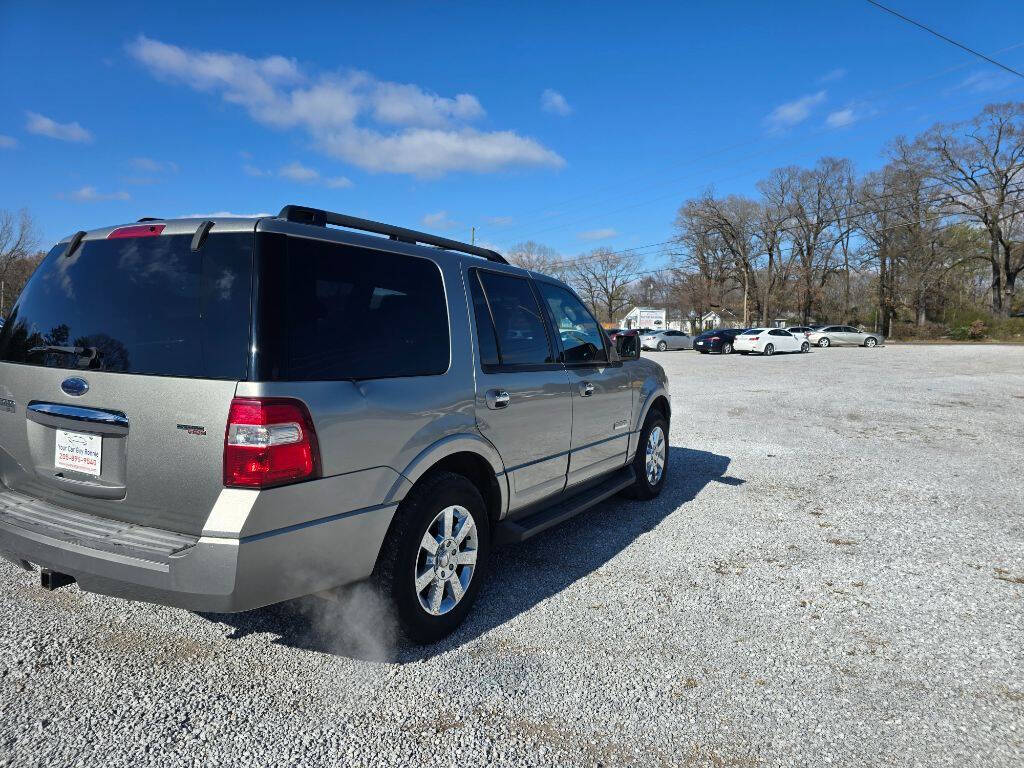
[[807, 325, 884, 348], [641, 330, 693, 351]]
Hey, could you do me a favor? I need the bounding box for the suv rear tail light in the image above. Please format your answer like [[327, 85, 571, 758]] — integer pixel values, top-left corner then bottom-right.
[[107, 224, 165, 239], [224, 398, 321, 488]]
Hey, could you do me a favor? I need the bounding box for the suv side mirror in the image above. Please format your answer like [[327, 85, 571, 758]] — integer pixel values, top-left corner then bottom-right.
[[615, 333, 641, 360]]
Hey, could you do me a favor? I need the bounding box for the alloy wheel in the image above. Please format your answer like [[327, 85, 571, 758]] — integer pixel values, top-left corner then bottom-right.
[[645, 425, 666, 485], [414, 505, 478, 616]]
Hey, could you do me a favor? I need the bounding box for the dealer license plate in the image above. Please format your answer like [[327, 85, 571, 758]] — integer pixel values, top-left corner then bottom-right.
[[55, 429, 102, 477]]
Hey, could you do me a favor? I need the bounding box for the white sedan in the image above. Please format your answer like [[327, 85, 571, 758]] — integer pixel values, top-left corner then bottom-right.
[[733, 328, 809, 356]]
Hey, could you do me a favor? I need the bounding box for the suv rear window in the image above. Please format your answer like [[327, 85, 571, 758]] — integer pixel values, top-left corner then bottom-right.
[[0, 233, 253, 379], [254, 234, 450, 381]]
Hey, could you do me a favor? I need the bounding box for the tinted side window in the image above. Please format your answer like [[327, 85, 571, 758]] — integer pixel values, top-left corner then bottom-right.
[[468, 271, 499, 366], [256, 235, 449, 381], [537, 283, 608, 365], [476, 271, 553, 366]]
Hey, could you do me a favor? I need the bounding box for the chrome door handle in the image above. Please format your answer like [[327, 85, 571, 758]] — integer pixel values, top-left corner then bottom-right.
[[579, 381, 595, 397], [486, 390, 510, 409]]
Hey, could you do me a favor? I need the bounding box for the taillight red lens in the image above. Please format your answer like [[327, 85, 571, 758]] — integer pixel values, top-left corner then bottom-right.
[[709, 336, 720, 341], [107, 224, 165, 239], [223, 397, 321, 488]]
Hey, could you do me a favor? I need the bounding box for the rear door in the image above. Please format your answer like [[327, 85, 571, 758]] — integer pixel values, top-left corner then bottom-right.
[[535, 282, 632, 488], [0, 225, 254, 535], [468, 268, 572, 510]]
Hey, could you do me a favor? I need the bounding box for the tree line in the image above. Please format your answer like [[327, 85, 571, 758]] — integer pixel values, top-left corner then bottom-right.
[[507, 101, 1024, 337]]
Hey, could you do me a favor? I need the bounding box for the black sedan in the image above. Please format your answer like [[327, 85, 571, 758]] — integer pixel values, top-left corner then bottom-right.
[[693, 328, 747, 354]]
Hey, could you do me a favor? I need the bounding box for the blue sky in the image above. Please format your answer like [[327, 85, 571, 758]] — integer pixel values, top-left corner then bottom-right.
[[2, 0, 1023, 267]]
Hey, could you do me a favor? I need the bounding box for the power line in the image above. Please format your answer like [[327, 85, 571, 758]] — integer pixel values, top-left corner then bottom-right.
[[865, 1, 1024, 79]]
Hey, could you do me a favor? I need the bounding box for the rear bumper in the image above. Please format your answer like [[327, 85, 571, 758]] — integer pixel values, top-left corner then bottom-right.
[[0, 487, 396, 613]]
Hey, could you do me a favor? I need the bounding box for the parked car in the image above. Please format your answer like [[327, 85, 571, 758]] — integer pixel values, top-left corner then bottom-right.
[[0, 206, 671, 643], [784, 325, 815, 337], [733, 328, 809, 355], [693, 328, 745, 354], [641, 330, 693, 351], [807, 325, 883, 347]]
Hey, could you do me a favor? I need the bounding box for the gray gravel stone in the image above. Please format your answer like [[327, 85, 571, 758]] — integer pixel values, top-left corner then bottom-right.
[[1, 344, 1021, 767]]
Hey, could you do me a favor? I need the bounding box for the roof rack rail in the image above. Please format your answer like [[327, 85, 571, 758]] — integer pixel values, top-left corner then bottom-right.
[[277, 205, 508, 264]]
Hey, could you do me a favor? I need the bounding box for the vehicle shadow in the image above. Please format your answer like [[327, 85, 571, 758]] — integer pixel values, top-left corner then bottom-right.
[[199, 446, 739, 663]]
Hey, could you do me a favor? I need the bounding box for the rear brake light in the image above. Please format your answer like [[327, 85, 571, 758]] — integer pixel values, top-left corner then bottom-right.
[[108, 224, 165, 239], [749, 336, 759, 341], [224, 397, 321, 488], [709, 336, 720, 341]]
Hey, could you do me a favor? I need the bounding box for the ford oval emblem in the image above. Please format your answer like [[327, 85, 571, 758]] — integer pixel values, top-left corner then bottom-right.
[[61, 377, 89, 397]]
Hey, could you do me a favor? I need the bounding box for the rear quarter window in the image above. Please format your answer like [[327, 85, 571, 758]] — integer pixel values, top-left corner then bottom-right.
[[254, 234, 450, 381]]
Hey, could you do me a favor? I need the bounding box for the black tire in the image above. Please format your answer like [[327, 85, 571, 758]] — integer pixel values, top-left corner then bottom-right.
[[722, 342, 733, 355], [864, 337, 878, 348], [372, 471, 490, 644], [801, 341, 810, 353], [763, 343, 774, 356], [622, 412, 669, 500], [657, 341, 668, 351], [699, 350, 709, 354], [818, 337, 830, 347]]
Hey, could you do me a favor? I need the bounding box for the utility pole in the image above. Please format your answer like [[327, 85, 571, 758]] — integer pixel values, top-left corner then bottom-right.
[[470, 226, 475, 246]]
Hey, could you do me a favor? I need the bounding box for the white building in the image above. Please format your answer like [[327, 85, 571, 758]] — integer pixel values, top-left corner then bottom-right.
[[619, 306, 666, 330]]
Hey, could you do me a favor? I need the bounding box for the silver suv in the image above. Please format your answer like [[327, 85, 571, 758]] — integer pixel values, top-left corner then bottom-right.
[[0, 206, 670, 642]]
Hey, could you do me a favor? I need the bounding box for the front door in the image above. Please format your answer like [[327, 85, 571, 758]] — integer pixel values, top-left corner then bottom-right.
[[535, 282, 633, 488], [468, 268, 572, 511]]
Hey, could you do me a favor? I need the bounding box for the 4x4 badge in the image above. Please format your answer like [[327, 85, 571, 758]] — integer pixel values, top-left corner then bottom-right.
[[61, 377, 89, 397]]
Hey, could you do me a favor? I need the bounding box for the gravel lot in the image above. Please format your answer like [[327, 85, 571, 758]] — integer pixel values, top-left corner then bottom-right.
[[2, 344, 1022, 767]]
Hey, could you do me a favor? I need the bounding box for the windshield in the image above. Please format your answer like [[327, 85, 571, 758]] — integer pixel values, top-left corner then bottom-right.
[[740, 329, 763, 335], [0, 232, 253, 379]]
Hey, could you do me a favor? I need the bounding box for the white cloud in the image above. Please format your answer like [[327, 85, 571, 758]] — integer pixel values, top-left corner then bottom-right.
[[764, 90, 827, 131], [540, 89, 572, 116], [243, 163, 268, 177], [129, 157, 178, 173], [578, 228, 617, 241], [826, 108, 856, 128], [0, 134, 16, 148], [25, 112, 93, 143], [817, 68, 847, 84], [128, 35, 564, 177], [319, 126, 563, 176], [276, 161, 353, 189], [279, 161, 320, 182], [421, 211, 457, 230], [485, 215, 515, 226], [952, 70, 1016, 94], [69, 186, 130, 202]]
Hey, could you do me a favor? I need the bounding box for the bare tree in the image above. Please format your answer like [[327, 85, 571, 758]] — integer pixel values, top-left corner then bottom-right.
[[0, 208, 40, 315], [910, 102, 1024, 315], [755, 168, 796, 325], [568, 248, 643, 323], [505, 241, 565, 280], [787, 158, 849, 323]]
